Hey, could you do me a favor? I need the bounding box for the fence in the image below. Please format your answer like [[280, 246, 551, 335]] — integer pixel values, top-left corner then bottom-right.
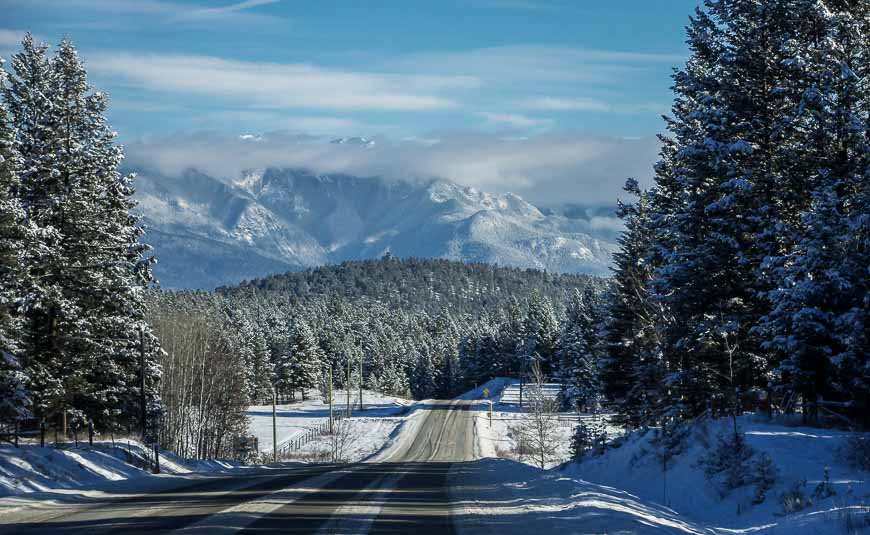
[[0, 417, 101, 448], [276, 409, 348, 458]]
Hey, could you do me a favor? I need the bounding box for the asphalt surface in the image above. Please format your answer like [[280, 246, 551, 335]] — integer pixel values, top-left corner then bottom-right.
[[3, 399, 480, 534]]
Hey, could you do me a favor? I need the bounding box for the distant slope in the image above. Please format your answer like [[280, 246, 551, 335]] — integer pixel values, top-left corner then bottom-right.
[[218, 256, 602, 316], [134, 167, 618, 289]]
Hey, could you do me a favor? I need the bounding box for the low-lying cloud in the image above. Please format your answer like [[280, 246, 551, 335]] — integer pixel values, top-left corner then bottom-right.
[[125, 130, 659, 206]]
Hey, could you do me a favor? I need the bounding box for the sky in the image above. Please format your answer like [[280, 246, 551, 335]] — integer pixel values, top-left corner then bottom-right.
[[2, 0, 699, 206]]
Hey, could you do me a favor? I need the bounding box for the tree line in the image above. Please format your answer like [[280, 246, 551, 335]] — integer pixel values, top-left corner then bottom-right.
[[599, 0, 870, 430], [147, 267, 604, 458]]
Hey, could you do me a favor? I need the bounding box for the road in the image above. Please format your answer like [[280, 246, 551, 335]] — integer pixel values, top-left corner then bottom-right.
[[2, 400, 480, 534]]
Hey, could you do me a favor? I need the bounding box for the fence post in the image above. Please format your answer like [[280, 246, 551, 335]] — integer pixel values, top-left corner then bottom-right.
[[14, 420, 19, 447], [89, 422, 93, 446], [40, 420, 45, 448]]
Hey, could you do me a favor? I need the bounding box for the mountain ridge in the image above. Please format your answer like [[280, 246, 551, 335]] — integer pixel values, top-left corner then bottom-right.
[[133, 167, 618, 289]]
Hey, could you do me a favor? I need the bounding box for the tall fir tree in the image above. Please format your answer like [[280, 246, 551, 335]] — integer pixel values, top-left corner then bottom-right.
[[0, 59, 31, 422], [5, 36, 161, 430]]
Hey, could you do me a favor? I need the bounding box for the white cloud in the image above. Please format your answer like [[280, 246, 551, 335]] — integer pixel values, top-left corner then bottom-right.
[[389, 45, 682, 86], [174, 0, 280, 21], [88, 53, 477, 111], [14, 0, 282, 26], [0, 29, 27, 48], [125, 130, 659, 206], [476, 112, 554, 130], [524, 96, 611, 112]]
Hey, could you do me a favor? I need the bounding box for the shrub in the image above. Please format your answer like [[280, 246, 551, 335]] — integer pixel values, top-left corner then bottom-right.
[[700, 427, 755, 495], [751, 452, 778, 504], [779, 479, 811, 515], [813, 467, 836, 501], [841, 434, 870, 471]]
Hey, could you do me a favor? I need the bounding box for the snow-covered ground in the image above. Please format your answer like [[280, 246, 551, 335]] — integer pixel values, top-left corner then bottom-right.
[[570, 415, 870, 534], [246, 388, 413, 462], [0, 439, 238, 498], [470, 378, 620, 468], [0, 439, 245, 519], [459, 378, 870, 534]]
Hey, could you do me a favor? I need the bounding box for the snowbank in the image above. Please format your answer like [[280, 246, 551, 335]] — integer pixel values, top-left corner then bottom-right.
[[0, 439, 237, 499], [569, 415, 870, 534], [449, 457, 707, 534]]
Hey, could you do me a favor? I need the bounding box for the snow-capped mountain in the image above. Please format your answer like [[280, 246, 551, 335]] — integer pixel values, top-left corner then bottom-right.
[[133, 167, 618, 288]]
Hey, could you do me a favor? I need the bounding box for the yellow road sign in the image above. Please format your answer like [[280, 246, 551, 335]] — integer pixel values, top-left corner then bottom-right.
[[483, 387, 489, 398]]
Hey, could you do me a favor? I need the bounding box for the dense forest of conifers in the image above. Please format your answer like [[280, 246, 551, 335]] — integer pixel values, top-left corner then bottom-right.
[[221, 256, 598, 316]]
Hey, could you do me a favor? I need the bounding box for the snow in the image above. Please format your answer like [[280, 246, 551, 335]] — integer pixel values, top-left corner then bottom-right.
[[0, 440, 237, 499], [456, 382, 869, 534], [450, 458, 708, 534], [566, 415, 869, 533], [134, 168, 618, 289], [246, 388, 413, 461]]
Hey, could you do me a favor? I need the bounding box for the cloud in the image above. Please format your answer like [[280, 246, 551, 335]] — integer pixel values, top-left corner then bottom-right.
[[173, 0, 279, 21], [88, 52, 478, 111], [389, 45, 682, 86], [0, 29, 27, 48], [476, 112, 553, 130], [125, 130, 660, 206], [524, 96, 612, 112], [13, 0, 283, 27]]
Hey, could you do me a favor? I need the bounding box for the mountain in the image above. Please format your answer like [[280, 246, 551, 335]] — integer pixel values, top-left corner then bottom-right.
[[133, 167, 619, 289]]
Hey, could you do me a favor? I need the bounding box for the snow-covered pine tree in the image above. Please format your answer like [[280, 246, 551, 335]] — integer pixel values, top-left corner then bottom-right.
[[5, 36, 161, 431], [6, 34, 78, 427], [53, 40, 161, 431], [760, 1, 870, 424], [0, 60, 31, 422], [643, 0, 810, 419], [600, 179, 671, 427], [285, 318, 322, 400], [520, 290, 559, 377], [557, 287, 600, 412]]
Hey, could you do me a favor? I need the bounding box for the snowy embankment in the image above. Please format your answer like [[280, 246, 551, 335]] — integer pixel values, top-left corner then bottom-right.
[[570, 416, 870, 534], [246, 388, 413, 462], [457, 379, 868, 534], [451, 378, 707, 534], [0, 439, 243, 517]]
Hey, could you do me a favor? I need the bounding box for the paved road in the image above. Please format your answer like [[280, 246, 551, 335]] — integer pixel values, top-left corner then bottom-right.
[[3, 399, 480, 534]]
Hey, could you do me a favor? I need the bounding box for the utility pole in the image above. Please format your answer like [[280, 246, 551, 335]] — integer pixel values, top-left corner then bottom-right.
[[140, 326, 147, 441], [328, 367, 334, 434], [346, 355, 352, 419], [272, 386, 278, 463], [358, 356, 364, 412]]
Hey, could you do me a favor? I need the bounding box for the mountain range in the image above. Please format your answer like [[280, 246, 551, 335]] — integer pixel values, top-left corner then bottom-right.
[[133, 166, 620, 289]]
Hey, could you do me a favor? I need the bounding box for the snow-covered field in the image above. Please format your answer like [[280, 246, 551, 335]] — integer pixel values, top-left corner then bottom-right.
[[246, 388, 413, 462]]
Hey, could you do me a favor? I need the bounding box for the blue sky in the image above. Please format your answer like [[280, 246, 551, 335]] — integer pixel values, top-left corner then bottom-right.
[[2, 0, 700, 206]]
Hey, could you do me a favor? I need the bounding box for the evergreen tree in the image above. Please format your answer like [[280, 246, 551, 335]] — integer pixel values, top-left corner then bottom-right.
[[284, 319, 322, 400], [760, 1, 870, 423], [520, 291, 559, 377], [0, 60, 31, 422], [558, 288, 600, 411], [5, 36, 161, 430]]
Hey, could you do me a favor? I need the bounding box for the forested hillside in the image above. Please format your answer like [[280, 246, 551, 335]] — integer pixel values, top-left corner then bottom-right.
[[220, 256, 601, 316]]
